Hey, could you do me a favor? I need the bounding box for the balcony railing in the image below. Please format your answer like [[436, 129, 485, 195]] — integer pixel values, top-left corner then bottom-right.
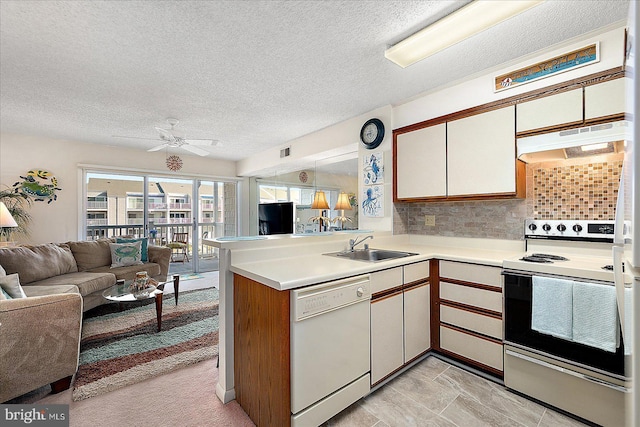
[[87, 219, 108, 226], [169, 203, 191, 210], [87, 201, 108, 209]]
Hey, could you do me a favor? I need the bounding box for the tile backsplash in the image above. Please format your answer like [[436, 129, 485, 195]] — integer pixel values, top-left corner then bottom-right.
[[393, 153, 623, 240], [532, 157, 622, 220]]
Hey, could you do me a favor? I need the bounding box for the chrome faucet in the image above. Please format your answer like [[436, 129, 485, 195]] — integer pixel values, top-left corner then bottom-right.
[[349, 235, 373, 251]]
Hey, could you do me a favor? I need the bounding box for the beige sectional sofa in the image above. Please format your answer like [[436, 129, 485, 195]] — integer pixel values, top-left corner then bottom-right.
[[0, 238, 171, 311], [0, 238, 172, 402]]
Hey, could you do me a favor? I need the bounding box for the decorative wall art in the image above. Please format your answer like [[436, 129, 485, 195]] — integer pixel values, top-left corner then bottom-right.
[[362, 185, 383, 217], [166, 155, 183, 172], [13, 169, 61, 203], [495, 43, 599, 92], [363, 152, 384, 185]]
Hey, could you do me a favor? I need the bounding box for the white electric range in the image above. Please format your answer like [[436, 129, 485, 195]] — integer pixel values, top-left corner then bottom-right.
[[502, 219, 629, 427]]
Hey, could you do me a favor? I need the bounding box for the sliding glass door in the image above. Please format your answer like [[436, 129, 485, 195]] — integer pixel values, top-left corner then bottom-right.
[[84, 171, 237, 274]]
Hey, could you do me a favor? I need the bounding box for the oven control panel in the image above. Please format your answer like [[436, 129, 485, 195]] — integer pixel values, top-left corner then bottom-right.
[[525, 219, 615, 241]]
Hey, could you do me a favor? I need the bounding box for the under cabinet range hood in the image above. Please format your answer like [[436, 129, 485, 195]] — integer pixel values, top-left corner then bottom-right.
[[517, 121, 630, 163]]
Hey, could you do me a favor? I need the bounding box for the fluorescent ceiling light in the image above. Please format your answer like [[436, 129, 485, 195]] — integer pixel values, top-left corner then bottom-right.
[[385, 0, 544, 68]]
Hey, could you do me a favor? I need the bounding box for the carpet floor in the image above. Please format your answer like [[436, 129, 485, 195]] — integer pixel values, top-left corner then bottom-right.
[[73, 287, 219, 401]]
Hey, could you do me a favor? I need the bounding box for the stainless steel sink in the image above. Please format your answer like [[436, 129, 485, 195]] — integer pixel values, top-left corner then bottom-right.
[[324, 248, 419, 262]]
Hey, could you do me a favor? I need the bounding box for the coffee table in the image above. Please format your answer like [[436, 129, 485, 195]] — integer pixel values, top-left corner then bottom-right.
[[102, 275, 180, 332]]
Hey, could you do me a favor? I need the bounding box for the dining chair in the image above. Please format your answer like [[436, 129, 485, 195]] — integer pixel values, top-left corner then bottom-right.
[[166, 232, 189, 262]]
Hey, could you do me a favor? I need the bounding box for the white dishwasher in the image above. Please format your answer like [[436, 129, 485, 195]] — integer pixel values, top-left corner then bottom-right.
[[291, 274, 371, 427]]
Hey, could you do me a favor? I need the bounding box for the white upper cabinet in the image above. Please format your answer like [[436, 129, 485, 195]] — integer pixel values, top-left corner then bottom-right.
[[516, 88, 583, 133], [447, 106, 516, 196], [396, 123, 447, 199], [585, 79, 626, 120]]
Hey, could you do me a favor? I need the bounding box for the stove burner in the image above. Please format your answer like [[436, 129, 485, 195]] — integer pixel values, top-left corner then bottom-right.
[[530, 253, 569, 261], [520, 256, 553, 263]]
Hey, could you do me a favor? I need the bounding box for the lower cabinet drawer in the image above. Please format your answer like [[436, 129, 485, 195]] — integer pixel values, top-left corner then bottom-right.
[[440, 281, 502, 313], [440, 325, 503, 372], [440, 304, 503, 340]]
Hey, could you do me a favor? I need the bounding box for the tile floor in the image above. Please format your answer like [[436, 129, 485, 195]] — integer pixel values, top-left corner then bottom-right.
[[324, 356, 589, 427]]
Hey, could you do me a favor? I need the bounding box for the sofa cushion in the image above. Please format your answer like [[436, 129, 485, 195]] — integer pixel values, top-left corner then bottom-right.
[[116, 237, 149, 262], [87, 262, 161, 282], [0, 244, 78, 284], [22, 284, 80, 297], [67, 239, 113, 271], [109, 241, 143, 267], [25, 272, 115, 298], [0, 273, 27, 299]]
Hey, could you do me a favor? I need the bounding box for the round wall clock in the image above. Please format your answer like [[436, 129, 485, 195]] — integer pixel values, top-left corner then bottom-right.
[[166, 155, 183, 171], [299, 171, 308, 183], [360, 118, 385, 150]]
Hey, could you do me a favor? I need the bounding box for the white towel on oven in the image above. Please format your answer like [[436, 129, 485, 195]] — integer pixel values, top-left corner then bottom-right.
[[572, 280, 618, 353], [532, 275, 573, 340]]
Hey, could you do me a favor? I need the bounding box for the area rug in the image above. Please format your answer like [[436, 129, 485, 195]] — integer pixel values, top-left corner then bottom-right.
[[178, 273, 205, 281], [72, 287, 219, 401]]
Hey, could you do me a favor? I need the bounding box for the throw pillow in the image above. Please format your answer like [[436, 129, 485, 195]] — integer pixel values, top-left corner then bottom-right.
[[0, 273, 26, 299], [109, 241, 143, 268], [116, 237, 149, 262], [0, 287, 10, 300]]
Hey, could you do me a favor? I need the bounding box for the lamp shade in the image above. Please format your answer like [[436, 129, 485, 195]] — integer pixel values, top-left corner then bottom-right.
[[311, 191, 330, 210], [334, 192, 352, 211], [0, 202, 18, 228]]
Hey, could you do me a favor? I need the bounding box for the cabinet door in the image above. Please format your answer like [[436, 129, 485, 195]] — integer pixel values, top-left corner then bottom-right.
[[404, 284, 430, 362], [585, 79, 626, 120], [396, 123, 447, 199], [370, 293, 404, 384], [516, 88, 583, 133], [447, 106, 516, 196]]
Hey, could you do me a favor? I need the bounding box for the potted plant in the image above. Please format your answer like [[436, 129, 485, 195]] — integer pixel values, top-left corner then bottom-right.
[[0, 186, 32, 241]]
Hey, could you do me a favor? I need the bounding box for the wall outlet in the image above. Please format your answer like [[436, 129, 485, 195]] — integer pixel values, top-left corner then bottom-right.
[[424, 215, 436, 226]]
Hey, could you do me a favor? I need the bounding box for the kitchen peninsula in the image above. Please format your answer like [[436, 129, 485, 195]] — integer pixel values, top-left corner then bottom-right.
[[208, 231, 527, 426]]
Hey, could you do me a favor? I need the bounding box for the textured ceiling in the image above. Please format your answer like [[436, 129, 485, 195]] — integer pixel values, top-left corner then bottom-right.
[[0, 0, 630, 163]]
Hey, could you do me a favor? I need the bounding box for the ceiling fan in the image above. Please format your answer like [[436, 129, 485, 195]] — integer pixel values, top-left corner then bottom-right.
[[113, 118, 220, 156]]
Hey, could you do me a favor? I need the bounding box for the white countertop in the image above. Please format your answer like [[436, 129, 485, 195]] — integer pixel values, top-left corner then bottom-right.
[[223, 234, 525, 290]]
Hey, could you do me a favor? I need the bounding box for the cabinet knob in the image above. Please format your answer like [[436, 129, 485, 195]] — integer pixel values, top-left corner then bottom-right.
[[356, 287, 364, 297]]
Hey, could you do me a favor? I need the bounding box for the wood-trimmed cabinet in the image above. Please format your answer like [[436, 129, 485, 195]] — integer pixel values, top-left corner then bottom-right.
[[516, 77, 626, 135], [394, 105, 525, 202], [436, 260, 504, 376], [370, 261, 430, 385]]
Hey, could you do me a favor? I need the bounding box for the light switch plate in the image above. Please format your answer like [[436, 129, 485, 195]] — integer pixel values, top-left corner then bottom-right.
[[424, 215, 435, 226]]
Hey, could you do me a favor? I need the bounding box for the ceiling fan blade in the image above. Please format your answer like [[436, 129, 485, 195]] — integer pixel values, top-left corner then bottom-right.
[[155, 127, 175, 142], [181, 144, 209, 156], [147, 144, 168, 152], [184, 139, 214, 146], [112, 135, 159, 140]]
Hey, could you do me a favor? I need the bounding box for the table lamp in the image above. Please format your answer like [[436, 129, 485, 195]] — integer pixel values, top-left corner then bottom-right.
[[0, 201, 18, 244], [310, 190, 330, 231], [332, 192, 352, 230]]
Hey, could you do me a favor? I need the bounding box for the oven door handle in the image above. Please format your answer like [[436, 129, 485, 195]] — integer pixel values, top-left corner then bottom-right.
[[505, 349, 629, 393]]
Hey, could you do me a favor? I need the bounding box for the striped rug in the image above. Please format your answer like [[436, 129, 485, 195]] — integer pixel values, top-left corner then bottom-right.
[[72, 287, 219, 401]]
